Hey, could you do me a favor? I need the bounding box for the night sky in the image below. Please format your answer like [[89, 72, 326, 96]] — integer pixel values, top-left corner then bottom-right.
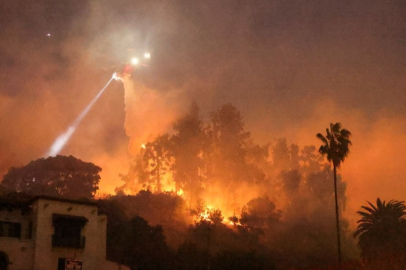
[[1, 0, 405, 223]]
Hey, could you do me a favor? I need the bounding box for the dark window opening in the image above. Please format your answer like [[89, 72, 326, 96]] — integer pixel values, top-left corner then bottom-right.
[[52, 214, 87, 249], [0, 222, 21, 239]]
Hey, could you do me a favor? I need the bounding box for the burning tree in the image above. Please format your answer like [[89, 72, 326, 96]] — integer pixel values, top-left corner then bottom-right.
[[143, 135, 172, 193], [171, 101, 208, 202], [114, 104, 358, 270], [117, 149, 149, 194]]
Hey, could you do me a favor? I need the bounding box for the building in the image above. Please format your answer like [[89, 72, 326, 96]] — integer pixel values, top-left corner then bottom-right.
[[0, 196, 129, 270]]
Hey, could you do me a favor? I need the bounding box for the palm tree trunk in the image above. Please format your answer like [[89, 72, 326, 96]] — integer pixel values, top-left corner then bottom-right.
[[334, 164, 342, 270]]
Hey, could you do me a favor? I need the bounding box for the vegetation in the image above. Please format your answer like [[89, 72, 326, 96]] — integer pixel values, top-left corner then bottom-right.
[[11, 102, 406, 270], [98, 198, 173, 270], [1, 155, 100, 199], [112, 106, 359, 269], [317, 123, 352, 269], [354, 198, 406, 269]]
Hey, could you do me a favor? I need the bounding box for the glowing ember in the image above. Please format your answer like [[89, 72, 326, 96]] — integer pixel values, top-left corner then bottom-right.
[[176, 189, 184, 196]]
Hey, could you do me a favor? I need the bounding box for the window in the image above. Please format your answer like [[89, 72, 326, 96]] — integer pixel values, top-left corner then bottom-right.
[[52, 214, 87, 249], [0, 221, 21, 239]]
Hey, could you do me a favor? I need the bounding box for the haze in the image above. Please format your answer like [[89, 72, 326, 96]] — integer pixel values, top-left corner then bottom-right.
[[1, 0, 405, 224]]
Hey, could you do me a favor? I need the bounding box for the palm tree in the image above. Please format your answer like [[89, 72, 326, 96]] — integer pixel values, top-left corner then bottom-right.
[[354, 198, 406, 267], [316, 123, 352, 269]]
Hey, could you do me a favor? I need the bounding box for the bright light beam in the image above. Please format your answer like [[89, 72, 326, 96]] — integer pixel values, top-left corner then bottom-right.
[[46, 73, 117, 157]]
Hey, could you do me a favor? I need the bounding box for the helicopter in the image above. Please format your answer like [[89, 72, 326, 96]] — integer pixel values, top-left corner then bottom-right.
[[101, 51, 151, 79], [120, 52, 151, 76]]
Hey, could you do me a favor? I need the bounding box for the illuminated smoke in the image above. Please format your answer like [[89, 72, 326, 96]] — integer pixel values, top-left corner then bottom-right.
[[46, 73, 118, 157], [121, 76, 181, 155]]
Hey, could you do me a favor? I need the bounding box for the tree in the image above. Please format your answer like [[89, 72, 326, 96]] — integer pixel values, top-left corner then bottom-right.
[[271, 138, 290, 171], [171, 102, 207, 201], [300, 145, 324, 176], [177, 241, 209, 270], [354, 198, 406, 269], [190, 200, 224, 225], [212, 250, 276, 270], [280, 170, 301, 197], [209, 103, 253, 205], [316, 123, 352, 269], [239, 196, 281, 234], [97, 198, 129, 264], [116, 150, 149, 194], [121, 216, 173, 270], [143, 135, 171, 193], [1, 155, 100, 199]]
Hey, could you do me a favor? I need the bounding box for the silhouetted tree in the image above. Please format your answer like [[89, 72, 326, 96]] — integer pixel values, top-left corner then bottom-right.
[[125, 216, 173, 270], [271, 138, 290, 171], [209, 103, 254, 205], [114, 215, 173, 270], [354, 198, 406, 269], [317, 123, 352, 269], [1, 155, 100, 199], [280, 170, 301, 197], [116, 149, 149, 194], [144, 135, 171, 193], [306, 164, 347, 208], [240, 197, 281, 234], [244, 143, 270, 183], [185, 216, 275, 270], [97, 199, 129, 264], [271, 155, 355, 270], [300, 145, 324, 176], [190, 200, 224, 226], [177, 241, 209, 270], [209, 209, 224, 225], [108, 191, 188, 248], [112, 104, 358, 270], [212, 250, 276, 270], [289, 143, 300, 171], [171, 102, 207, 202]]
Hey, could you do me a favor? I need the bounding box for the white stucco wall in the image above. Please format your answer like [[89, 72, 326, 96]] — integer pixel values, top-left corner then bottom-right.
[[0, 238, 34, 270], [0, 207, 34, 269], [0, 197, 131, 270], [32, 198, 103, 270]]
